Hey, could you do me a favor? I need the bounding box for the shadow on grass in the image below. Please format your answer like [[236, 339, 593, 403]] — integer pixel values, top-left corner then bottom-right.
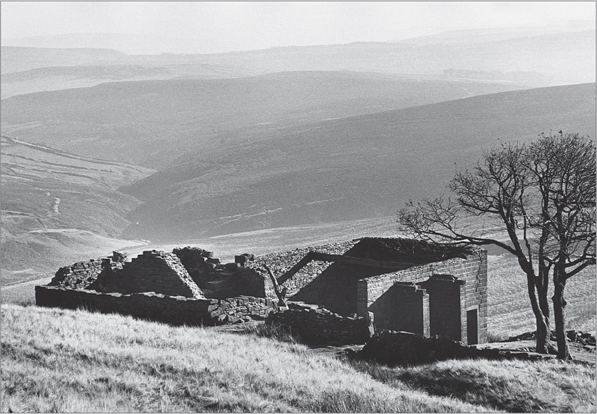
[[346, 358, 584, 413], [211, 320, 302, 344]]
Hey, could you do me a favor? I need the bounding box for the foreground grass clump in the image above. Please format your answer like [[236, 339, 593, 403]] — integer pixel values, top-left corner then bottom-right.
[[349, 358, 595, 413], [1, 304, 483, 413]]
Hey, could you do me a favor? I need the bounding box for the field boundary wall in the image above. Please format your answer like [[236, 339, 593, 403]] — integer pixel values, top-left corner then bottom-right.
[[35, 285, 278, 326]]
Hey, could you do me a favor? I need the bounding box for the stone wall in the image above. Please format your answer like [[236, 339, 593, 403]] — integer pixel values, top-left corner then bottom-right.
[[35, 285, 278, 326], [250, 241, 356, 296], [357, 249, 487, 344], [42, 245, 279, 303], [173, 246, 276, 300], [49, 258, 104, 289], [94, 250, 204, 299], [359, 330, 554, 366], [369, 282, 430, 336], [419, 275, 466, 343], [290, 262, 398, 317], [266, 303, 371, 346]]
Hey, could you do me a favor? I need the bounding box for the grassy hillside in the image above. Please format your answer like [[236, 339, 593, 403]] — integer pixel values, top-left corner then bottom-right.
[[1, 63, 266, 99], [121, 83, 596, 242], [0, 71, 529, 168], [2, 304, 594, 412], [1, 136, 153, 277]]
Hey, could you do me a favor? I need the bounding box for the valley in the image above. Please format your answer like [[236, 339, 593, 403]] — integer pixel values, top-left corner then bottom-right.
[[120, 82, 596, 242], [1, 71, 531, 167], [1, 22, 594, 315], [1, 8, 596, 412], [2, 77, 594, 278], [1, 135, 153, 278]]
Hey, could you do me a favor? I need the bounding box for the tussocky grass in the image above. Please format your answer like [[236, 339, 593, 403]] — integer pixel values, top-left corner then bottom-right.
[[348, 357, 595, 413], [2, 304, 488, 413], [3, 304, 595, 412]]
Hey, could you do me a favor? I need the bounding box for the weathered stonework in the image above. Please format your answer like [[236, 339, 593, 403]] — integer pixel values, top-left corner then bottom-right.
[[49, 259, 104, 289], [359, 330, 555, 366], [276, 238, 488, 345], [93, 250, 204, 298], [37, 247, 280, 326], [35, 285, 278, 326], [37, 238, 488, 347], [266, 303, 370, 346], [369, 282, 430, 336]]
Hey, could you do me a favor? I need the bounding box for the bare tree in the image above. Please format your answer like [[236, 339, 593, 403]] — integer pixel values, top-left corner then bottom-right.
[[399, 132, 595, 358], [525, 132, 596, 360]]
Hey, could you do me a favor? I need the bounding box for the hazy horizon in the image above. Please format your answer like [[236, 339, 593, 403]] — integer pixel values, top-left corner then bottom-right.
[[1, 2, 595, 55]]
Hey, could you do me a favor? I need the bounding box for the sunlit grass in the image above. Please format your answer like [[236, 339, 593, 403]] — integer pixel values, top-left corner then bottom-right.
[[487, 255, 595, 337], [2, 304, 487, 413]]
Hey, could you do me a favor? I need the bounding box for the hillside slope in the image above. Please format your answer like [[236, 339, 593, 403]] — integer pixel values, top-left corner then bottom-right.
[[0, 63, 265, 99], [121, 83, 596, 241], [0, 71, 528, 168], [1, 136, 153, 276], [2, 304, 594, 412]]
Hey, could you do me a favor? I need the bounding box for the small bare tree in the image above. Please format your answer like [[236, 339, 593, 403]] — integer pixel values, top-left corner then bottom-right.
[[399, 131, 595, 359], [261, 263, 288, 307]]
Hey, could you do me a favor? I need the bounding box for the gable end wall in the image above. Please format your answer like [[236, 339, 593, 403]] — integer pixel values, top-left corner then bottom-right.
[[357, 250, 487, 344]]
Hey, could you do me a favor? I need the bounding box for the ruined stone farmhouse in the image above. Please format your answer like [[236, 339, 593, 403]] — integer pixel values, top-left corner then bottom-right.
[[36, 237, 487, 346]]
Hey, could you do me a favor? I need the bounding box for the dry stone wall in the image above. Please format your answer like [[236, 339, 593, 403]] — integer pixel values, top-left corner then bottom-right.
[[49, 259, 104, 289], [49, 251, 127, 289], [173, 247, 276, 300], [35, 285, 278, 326], [250, 241, 356, 296], [266, 303, 371, 346], [95, 250, 204, 298], [359, 330, 554, 366]]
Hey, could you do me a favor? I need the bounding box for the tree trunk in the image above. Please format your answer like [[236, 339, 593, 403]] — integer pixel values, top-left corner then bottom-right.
[[535, 315, 551, 354], [536, 268, 555, 353], [553, 270, 572, 361], [262, 264, 288, 307], [524, 270, 550, 353]]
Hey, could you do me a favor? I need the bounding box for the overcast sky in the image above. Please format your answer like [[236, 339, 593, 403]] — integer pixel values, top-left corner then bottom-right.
[[2, 2, 595, 53]]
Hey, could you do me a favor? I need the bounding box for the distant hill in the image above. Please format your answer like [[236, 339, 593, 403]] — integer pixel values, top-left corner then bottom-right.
[[187, 30, 595, 85], [0, 63, 265, 99], [1, 29, 593, 100], [0, 71, 531, 168], [1, 33, 227, 55], [1, 46, 124, 74], [397, 23, 595, 45], [0, 136, 154, 274], [120, 83, 596, 242]]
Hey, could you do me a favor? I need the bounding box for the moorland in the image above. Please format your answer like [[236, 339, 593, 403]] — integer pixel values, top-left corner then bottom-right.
[[1, 24, 596, 412]]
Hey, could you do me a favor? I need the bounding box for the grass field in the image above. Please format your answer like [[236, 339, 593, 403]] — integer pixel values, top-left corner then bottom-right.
[[486, 255, 596, 338], [2, 304, 595, 413]]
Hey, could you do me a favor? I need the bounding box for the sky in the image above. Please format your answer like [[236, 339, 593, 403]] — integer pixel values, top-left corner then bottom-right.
[[1, 2, 595, 53]]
